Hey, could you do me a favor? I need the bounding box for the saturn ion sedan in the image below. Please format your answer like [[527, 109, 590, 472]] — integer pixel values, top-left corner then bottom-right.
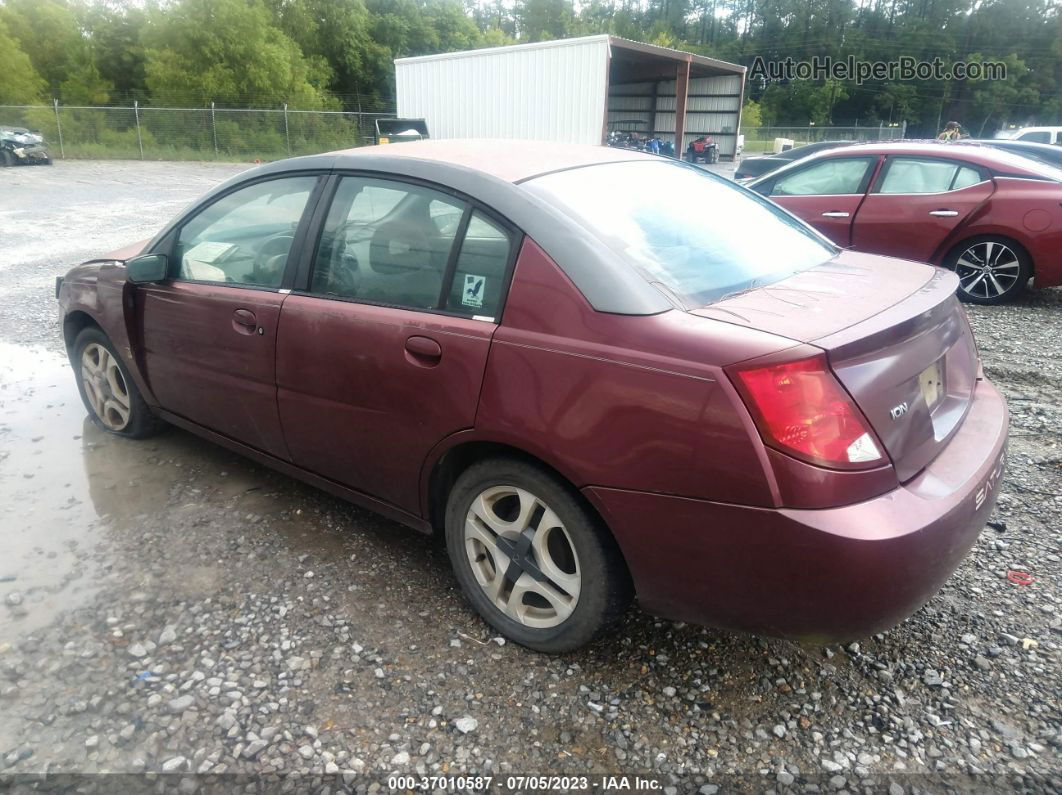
[[57, 141, 1008, 652], [747, 141, 1062, 305]]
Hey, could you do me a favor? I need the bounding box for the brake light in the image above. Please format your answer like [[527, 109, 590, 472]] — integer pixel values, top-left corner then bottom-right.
[[730, 355, 884, 469]]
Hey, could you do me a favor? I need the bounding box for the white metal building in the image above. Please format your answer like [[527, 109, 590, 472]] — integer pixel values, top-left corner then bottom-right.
[[395, 35, 746, 159]]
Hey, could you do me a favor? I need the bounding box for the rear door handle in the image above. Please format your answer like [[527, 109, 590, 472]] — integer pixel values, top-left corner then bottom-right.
[[405, 335, 442, 366], [929, 209, 959, 217], [232, 308, 258, 335], [821, 211, 850, 218]]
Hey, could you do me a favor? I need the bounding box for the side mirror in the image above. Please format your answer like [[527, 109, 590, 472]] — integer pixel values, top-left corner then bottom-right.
[[126, 253, 168, 284]]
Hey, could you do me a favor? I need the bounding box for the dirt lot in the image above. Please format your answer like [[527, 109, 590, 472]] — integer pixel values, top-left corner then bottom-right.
[[0, 160, 1059, 792]]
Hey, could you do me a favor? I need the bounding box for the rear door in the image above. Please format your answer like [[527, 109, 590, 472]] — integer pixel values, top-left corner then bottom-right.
[[760, 156, 879, 245], [851, 156, 994, 263], [138, 175, 324, 458], [275, 175, 519, 515]]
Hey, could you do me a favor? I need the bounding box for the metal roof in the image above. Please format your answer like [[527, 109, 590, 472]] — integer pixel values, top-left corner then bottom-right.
[[394, 34, 744, 79]]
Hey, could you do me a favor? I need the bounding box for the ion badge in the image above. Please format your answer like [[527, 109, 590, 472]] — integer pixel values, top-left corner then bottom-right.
[[462, 274, 486, 308]]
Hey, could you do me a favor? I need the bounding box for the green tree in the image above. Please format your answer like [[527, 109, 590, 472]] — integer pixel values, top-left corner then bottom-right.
[[141, 0, 334, 108], [740, 98, 762, 130], [0, 17, 44, 104], [266, 0, 388, 106]]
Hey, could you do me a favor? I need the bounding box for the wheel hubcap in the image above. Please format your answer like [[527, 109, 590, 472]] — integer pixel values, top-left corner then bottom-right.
[[954, 241, 1020, 300], [80, 343, 131, 431], [463, 486, 580, 629]]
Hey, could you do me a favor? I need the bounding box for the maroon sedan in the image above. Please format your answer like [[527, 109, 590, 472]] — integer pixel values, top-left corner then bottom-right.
[[58, 141, 1007, 652], [748, 142, 1062, 304]]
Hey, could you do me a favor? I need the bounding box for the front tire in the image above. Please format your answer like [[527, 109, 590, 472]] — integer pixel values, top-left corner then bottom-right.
[[445, 458, 632, 653], [72, 327, 164, 439], [1, 150, 13, 167], [944, 235, 1031, 305]]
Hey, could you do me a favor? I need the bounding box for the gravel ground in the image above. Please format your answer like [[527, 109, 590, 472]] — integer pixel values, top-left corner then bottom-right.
[[0, 160, 1059, 792]]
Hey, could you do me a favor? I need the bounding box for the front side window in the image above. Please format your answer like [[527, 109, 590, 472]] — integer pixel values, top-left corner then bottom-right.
[[311, 177, 465, 310], [878, 158, 983, 193], [771, 157, 874, 196], [525, 161, 836, 307], [175, 176, 317, 287], [1016, 130, 1051, 144]]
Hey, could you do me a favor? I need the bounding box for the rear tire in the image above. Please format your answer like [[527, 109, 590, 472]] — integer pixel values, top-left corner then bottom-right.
[[72, 327, 164, 439], [944, 235, 1031, 305], [444, 458, 632, 653], [1, 150, 13, 167]]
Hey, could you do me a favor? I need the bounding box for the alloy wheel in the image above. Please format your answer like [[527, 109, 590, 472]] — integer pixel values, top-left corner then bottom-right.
[[81, 342, 131, 431], [463, 485, 581, 629], [954, 241, 1021, 301]]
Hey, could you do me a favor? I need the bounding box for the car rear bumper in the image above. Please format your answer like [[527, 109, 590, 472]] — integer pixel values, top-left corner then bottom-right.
[[585, 378, 1008, 643]]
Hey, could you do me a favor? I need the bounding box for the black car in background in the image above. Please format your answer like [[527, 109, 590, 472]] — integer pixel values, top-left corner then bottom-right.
[[961, 139, 1062, 170], [1, 126, 51, 166], [734, 140, 856, 181]]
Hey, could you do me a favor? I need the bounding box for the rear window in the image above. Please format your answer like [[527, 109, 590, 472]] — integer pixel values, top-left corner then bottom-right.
[[524, 161, 836, 307]]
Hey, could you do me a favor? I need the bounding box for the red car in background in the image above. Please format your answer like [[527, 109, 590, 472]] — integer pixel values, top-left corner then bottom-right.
[[748, 142, 1062, 304]]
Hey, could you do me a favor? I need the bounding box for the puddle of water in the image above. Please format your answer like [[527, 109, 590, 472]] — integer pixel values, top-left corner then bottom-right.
[[0, 339, 431, 646], [0, 342, 190, 642], [0, 342, 105, 641]]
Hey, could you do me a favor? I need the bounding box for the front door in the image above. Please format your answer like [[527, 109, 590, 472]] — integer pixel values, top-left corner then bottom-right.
[[762, 156, 880, 246], [276, 175, 517, 514], [851, 156, 994, 263], [138, 175, 322, 458]]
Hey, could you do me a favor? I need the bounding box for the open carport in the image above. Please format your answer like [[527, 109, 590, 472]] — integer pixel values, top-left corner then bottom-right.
[[395, 35, 746, 159]]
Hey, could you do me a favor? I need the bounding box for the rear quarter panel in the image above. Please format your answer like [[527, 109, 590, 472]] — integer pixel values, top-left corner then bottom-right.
[[465, 239, 798, 508], [933, 178, 1062, 286]]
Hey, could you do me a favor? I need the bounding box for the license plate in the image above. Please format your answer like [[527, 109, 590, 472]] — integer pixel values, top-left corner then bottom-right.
[[919, 359, 945, 409]]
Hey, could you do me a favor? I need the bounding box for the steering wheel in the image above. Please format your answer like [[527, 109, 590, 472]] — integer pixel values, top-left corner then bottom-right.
[[253, 232, 295, 285]]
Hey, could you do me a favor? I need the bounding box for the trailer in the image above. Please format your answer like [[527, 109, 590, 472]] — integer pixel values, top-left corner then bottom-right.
[[394, 35, 746, 160]]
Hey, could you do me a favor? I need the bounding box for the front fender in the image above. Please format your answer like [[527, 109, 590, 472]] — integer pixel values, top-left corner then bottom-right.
[[60, 261, 159, 407]]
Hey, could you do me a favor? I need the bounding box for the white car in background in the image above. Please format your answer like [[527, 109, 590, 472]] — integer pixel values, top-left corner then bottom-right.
[[994, 126, 1062, 145]]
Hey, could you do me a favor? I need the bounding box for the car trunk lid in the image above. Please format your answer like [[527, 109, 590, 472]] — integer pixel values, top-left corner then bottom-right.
[[694, 251, 980, 481]]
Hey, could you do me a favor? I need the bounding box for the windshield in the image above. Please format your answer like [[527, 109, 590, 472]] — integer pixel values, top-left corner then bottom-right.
[[524, 161, 837, 307]]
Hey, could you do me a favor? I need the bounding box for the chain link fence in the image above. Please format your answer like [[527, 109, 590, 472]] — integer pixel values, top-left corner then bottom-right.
[[741, 123, 906, 155], [0, 101, 397, 161]]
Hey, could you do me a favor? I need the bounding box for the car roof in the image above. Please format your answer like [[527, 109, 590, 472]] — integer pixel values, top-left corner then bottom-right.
[[331, 139, 661, 184]]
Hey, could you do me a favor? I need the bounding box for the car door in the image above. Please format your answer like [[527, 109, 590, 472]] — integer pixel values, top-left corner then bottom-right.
[[851, 157, 994, 263], [275, 174, 518, 515], [137, 174, 324, 459], [759, 156, 879, 246]]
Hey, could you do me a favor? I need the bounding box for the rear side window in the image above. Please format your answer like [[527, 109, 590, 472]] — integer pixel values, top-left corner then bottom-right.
[[445, 211, 512, 319], [771, 158, 874, 196], [311, 176, 465, 310], [310, 177, 513, 318], [1016, 130, 1051, 144], [878, 158, 983, 193]]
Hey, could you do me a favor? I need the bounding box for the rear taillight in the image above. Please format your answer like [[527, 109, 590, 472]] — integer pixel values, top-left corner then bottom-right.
[[729, 354, 884, 470]]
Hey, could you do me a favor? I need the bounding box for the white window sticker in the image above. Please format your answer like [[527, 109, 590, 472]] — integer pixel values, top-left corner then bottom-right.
[[462, 274, 486, 308]]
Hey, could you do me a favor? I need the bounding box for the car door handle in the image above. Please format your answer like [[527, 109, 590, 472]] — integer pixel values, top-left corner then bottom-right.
[[232, 309, 258, 335], [929, 209, 959, 217], [821, 211, 850, 218], [404, 335, 442, 366]]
